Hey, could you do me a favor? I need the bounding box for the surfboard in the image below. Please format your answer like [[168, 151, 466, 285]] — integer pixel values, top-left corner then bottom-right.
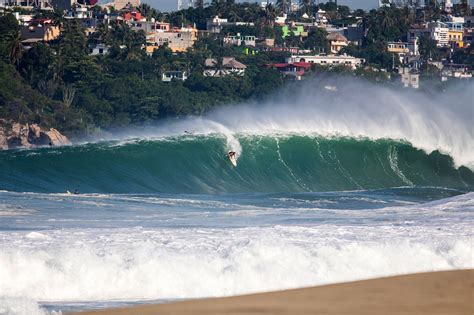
[[229, 154, 237, 167]]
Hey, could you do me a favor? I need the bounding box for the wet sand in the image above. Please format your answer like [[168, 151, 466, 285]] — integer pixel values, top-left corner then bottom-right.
[[74, 269, 473, 315]]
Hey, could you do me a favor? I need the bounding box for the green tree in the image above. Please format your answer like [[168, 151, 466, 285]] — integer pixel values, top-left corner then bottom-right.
[[419, 35, 439, 61]]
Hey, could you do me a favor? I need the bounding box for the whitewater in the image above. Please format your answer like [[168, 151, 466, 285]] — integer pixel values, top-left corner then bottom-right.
[[0, 79, 473, 314]]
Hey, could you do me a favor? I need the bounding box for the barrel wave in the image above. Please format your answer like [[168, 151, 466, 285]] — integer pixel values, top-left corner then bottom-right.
[[1, 135, 472, 193]]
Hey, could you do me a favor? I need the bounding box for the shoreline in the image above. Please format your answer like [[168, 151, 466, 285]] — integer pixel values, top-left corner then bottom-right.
[[72, 269, 473, 315]]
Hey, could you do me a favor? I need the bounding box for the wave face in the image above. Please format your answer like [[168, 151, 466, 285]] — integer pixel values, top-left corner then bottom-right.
[[0, 135, 472, 194]]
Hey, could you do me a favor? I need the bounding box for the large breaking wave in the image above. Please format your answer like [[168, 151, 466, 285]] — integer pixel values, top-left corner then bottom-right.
[[1, 78, 473, 194], [0, 135, 473, 193]]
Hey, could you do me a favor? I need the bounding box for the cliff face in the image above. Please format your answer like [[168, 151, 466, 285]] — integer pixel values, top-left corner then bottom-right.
[[0, 121, 70, 149]]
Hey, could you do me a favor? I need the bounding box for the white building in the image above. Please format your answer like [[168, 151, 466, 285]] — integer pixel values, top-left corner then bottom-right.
[[287, 54, 364, 70], [162, 71, 188, 82], [177, 0, 193, 10], [399, 67, 419, 89], [223, 33, 256, 47], [408, 22, 449, 47], [89, 43, 109, 56], [206, 16, 255, 33]]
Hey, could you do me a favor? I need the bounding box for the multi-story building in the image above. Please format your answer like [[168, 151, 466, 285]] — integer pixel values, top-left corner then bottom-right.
[[287, 54, 364, 70], [446, 21, 464, 48], [408, 22, 449, 47], [7, 0, 53, 9], [399, 67, 420, 89], [326, 32, 348, 54], [223, 34, 256, 47]]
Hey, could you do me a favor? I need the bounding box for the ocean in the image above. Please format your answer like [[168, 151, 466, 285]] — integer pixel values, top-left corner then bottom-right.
[[0, 80, 473, 314]]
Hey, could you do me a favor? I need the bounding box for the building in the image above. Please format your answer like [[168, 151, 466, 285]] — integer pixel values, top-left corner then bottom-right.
[[177, 0, 193, 10], [206, 16, 255, 34], [326, 32, 348, 54], [223, 33, 256, 47], [344, 23, 364, 46], [399, 67, 420, 89], [146, 26, 197, 54], [101, 0, 140, 11], [6, 0, 53, 10], [287, 54, 364, 70], [89, 43, 110, 55], [20, 19, 60, 44], [275, 14, 287, 26], [268, 62, 311, 80], [441, 64, 472, 81], [408, 22, 449, 47], [203, 57, 246, 77], [446, 21, 464, 48], [281, 25, 307, 38], [387, 41, 410, 63], [162, 71, 188, 82]]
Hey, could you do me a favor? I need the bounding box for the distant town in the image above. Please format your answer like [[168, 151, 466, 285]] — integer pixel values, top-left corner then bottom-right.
[[0, 0, 472, 138]]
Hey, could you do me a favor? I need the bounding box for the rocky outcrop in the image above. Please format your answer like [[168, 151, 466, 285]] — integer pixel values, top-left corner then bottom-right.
[[0, 121, 70, 149]]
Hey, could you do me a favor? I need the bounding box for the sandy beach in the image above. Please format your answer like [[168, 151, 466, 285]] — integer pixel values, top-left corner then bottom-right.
[[74, 269, 473, 315]]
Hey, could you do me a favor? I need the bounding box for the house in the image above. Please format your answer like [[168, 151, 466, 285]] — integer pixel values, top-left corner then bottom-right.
[[206, 16, 254, 33], [399, 67, 420, 89], [223, 33, 256, 47], [20, 20, 60, 44], [146, 26, 197, 54], [275, 14, 287, 26], [441, 64, 472, 81], [344, 23, 364, 46], [315, 9, 329, 26], [268, 62, 311, 80], [101, 0, 140, 11], [326, 32, 348, 54], [287, 54, 364, 70], [89, 43, 109, 56], [387, 41, 410, 63], [203, 57, 246, 77], [162, 71, 188, 82]]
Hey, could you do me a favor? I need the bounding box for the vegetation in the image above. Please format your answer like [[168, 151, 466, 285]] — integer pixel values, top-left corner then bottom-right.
[[0, 1, 472, 136]]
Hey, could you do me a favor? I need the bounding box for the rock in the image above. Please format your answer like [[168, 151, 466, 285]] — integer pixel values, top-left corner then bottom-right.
[[43, 128, 70, 146], [8, 123, 31, 148], [0, 127, 6, 149], [29, 124, 41, 139], [0, 121, 70, 149]]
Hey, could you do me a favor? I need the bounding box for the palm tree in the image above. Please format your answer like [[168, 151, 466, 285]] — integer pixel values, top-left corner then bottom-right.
[[276, 0, 289, 14], [300, 0, 313, 15], [8, 29, 23, 66], [194, 0, 204, 9], [264, 4, 277, 27]]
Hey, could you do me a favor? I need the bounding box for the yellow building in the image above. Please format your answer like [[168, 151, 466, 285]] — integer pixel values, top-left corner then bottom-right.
[[448, 30, 463, 48]]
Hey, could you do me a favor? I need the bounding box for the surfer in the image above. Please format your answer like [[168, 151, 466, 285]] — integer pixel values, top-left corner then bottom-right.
[[228, 151, 237, 166]]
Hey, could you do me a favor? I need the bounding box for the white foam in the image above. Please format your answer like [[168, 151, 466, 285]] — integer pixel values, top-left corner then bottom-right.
[[105, 79, 473, 168], [0, 297, 54, 315], [0, 223, 471, 303]]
